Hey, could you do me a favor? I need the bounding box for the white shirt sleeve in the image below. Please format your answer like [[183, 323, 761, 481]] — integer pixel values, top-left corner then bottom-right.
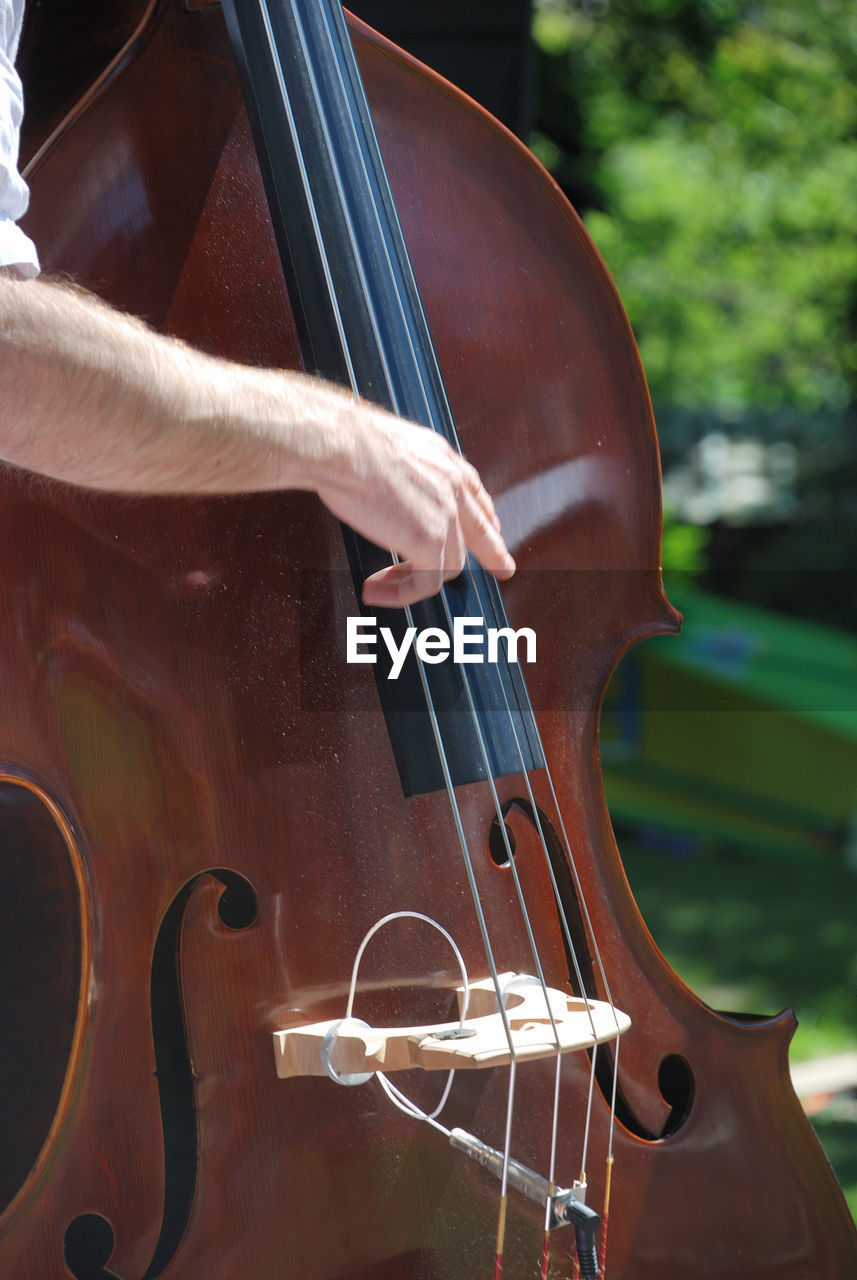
[[0, 0, 39, 277]]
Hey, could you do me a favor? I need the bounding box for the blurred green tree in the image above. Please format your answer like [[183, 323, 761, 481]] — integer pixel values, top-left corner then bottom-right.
[[532, 0, 857, 627]]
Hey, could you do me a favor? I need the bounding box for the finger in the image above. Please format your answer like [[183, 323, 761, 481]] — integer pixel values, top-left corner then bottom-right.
[[457, 457, 501, 530], [361, 561, 444, 609], [363, 498, 470, 607], [458, 486, 516, 579], [441, 512, 467, 582]]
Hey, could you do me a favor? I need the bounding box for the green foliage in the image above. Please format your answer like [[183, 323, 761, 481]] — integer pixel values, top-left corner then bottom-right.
[[619, 833, 857, 1216], [533, 1, 857, 418], [532, 0, 857, 626], [811, 1110, 857, 1222], [661, 508, 709, 573], [619, 835, 857, 1062]]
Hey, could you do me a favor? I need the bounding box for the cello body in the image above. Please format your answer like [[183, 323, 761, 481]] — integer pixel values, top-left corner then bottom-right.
[[0, 2, 854, 1276]]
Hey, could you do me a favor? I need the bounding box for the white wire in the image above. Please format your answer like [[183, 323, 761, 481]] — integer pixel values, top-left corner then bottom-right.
[[343, 910, 470, 1123]]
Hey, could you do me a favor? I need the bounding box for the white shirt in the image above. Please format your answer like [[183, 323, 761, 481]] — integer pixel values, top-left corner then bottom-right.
[[0, 0, 39, 276]]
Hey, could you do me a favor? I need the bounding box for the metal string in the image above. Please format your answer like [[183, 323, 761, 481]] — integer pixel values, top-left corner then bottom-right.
[[308, 0, 623, 1205], [263, 0, 625, 1259]]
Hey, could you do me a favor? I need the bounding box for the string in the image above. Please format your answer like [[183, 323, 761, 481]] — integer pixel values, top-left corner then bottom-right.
[[424, 575, 604, 1240], [287, 0, 524, 1073], [495, 1059, 517, 1280], [462, 562, 626, 1176], [305, 3, 529, 1039], [252, 0, 360, 388], [536, 748, 625, 1183], [269, 0, 622, 1075], [464, 560, 627, 1025], [462, 563, 618, 1187], [311, 0, 557, 1159], [311, 0, 622, 1231], [278, 18, 531, 1269], [266, 0, 626, 1266]]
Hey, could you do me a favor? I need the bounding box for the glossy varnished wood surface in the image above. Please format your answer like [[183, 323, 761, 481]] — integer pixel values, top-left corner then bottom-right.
[[1, 2, 855, 1275]]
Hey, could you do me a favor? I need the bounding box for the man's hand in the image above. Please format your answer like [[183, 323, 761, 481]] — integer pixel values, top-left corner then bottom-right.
[[0, 274, 514, 606], [313, 407, 515, 608]]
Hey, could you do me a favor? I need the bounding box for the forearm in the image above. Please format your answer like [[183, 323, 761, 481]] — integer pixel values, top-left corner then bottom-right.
[[0, 272, 513, 605], [0, 272, 356, 494]]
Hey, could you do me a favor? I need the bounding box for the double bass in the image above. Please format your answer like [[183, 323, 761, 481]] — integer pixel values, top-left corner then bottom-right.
[[2, 1, 855, 1275]]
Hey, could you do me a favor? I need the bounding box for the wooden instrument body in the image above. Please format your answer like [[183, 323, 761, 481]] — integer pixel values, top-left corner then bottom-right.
[[0, 2, 854, 1275]]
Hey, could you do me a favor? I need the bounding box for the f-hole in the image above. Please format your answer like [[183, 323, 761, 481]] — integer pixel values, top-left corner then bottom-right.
[[63, 1214, 120, 1280], [490, 798, 694, 1140], [490, 798, 596, 996], [63, 869, 258, 1280]]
